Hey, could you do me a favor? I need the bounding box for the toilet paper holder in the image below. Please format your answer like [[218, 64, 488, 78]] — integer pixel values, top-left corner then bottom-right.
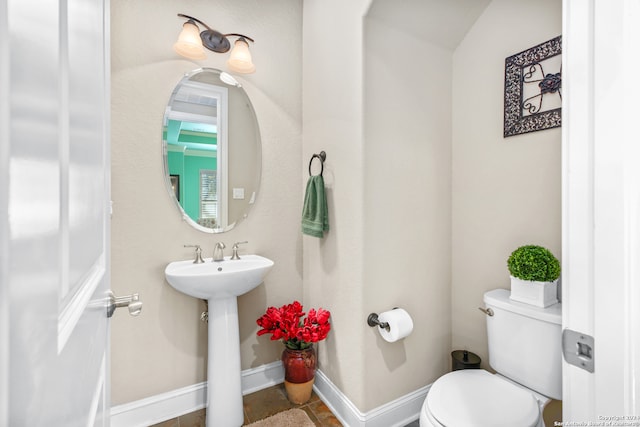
[[367, 311, 393, 332]]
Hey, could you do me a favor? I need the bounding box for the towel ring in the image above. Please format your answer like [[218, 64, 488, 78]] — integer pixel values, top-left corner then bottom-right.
[[308, 151, 326, 177]]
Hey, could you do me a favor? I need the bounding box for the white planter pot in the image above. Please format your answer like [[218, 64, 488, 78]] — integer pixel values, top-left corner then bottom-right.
[[509, 276, 559, 308]]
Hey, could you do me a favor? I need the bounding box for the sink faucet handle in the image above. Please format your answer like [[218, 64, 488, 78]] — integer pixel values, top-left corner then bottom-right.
[[230, 241, 248, 260], [212, 242, 226, 262], [184, 245, 205, 264]]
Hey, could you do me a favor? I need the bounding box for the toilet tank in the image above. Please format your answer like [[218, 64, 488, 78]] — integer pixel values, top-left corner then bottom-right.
[[484, 288, 562, 400]]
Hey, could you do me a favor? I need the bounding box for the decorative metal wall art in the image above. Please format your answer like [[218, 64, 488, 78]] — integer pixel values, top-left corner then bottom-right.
[[504, 36, 562, 137]]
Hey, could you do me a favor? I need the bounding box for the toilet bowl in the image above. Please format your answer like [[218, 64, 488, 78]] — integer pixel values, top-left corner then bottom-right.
[[420, 289, 562, 427], [419, 370, 548, 427]]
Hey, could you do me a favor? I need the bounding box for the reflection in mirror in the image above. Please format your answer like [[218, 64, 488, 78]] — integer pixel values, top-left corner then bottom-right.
[[163, 68, 261, 233]]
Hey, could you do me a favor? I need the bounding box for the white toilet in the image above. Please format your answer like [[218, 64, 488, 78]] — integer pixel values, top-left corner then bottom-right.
[[420, 288, 562, 427]]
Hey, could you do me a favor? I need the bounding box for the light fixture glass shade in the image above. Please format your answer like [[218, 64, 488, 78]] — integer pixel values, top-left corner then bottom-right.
[[174, 21, 206, 60], [226, 38, 255, 74]]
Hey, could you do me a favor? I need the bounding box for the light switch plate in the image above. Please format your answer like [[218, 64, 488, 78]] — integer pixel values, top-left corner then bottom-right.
[[233, 188, 245, 199]]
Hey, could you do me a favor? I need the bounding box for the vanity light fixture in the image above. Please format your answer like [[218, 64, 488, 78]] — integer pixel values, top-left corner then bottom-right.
[[174, 13, 256, 74]]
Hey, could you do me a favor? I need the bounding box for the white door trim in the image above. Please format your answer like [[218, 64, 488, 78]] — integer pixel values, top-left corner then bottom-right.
[[562, 0, 640, 419], [0, 0, 9, 423]]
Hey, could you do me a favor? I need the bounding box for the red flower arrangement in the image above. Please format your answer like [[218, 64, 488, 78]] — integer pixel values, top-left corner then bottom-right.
[[256, 301, 331, 350]]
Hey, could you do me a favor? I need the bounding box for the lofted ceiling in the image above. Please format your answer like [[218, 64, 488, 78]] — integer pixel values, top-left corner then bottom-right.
[[366, 0, 492, 51]]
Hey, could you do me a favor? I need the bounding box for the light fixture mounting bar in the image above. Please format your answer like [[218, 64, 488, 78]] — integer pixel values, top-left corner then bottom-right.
[[177, 13, 254, 54], [223, 33, 254, 43], [177, 13, 212, 30]]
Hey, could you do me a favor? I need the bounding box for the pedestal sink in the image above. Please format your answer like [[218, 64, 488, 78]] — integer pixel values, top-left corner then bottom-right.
[[165, 255, 274, 427]]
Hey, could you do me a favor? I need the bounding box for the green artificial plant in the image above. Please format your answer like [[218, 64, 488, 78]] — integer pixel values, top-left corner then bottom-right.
[[507, 245, 561, 282]]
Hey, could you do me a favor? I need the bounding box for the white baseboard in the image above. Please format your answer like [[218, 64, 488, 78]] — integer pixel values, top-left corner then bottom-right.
[[313, 369, 429, 427], [111, 362, 428, 427], [110, 361, 284, 427], [240, 360, 285, 395], [110, 382, 206, 427]]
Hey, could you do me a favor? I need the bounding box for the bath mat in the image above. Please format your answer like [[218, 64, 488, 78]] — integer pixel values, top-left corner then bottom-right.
[[244, 408, 315, 426]]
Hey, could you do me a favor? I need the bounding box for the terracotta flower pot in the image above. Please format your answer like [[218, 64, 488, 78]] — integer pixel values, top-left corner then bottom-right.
[[281, 346, 316, 404]]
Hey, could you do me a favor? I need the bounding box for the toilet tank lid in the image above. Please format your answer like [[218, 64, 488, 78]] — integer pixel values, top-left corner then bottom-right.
[[484, 289, 562, 325]]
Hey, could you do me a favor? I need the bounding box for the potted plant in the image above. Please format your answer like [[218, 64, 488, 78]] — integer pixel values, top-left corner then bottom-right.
[[507, 245, 561, 307], [256, 301, 331, 404]]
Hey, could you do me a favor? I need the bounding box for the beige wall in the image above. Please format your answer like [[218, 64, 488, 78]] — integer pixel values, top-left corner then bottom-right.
[[302, 0, 454, 413], [362, 11, 452, 411], [451, 0, 562, 367], [111, 0, 562, 415], [301, 0, 370, 411], [303, 0, 561, 413], [110, 0, 302, 405]]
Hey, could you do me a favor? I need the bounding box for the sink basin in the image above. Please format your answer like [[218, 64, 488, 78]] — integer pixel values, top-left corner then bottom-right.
[[165, 254, 274, 299], [164, 254, 274, 426]]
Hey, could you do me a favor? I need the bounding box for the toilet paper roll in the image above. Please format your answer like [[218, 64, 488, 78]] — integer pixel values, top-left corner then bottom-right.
[[377, 308, 414, 343]]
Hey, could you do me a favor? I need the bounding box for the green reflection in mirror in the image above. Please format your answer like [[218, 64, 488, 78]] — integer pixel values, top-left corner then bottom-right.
[[162, 68, 261, 233], [165, 119, 218, 226]]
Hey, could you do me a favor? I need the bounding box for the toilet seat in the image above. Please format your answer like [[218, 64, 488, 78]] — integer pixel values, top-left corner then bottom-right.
[[425, 370, 540, 427]]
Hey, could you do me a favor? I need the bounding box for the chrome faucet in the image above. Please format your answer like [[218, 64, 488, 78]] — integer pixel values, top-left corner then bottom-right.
[[230, 241, 248, 260], [212, 242, 226, 262]]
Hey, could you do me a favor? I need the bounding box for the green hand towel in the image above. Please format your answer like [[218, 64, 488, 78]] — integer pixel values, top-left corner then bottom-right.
[[301, 175, 329, 237]]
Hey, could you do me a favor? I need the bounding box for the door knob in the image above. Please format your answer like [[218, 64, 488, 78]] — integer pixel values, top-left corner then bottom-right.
[[107, 291, 142, 318]]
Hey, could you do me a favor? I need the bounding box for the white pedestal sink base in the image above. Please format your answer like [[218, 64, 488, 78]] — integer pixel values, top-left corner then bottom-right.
[[206, 297, 244, 427], [164, 255, 274, 426]]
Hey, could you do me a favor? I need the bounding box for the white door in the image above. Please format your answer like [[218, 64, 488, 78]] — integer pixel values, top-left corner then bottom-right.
[[563, 0, 640, 420], [1, 0, 114, 425]]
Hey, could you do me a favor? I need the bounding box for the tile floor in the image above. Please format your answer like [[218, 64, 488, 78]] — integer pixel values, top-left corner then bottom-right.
[[147, 382, 559, 427], [149, 383, 420, 426], [242, 384, 342, 426], [149, 383, 343, 426]]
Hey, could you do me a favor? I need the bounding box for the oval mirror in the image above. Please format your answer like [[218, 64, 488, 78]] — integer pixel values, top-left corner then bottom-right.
[[162, 68, 261, 233]]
